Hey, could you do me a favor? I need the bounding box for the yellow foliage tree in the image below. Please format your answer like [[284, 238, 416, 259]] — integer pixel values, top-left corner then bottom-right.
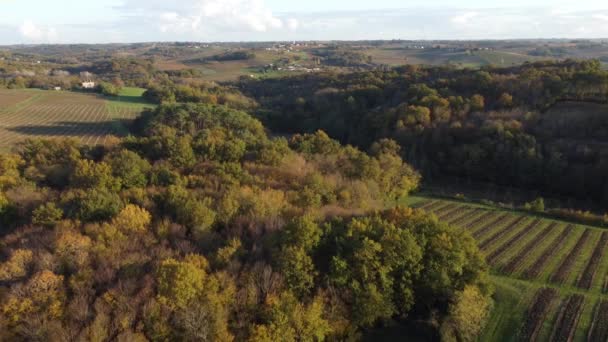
[[2, 270, 65, 325], [442, 285, 492, 342], [0, 249, 33, 281], [157, 255, 208, 309], [0, 154, 23, 190], [55, 227, 92, 269], [112, 204, 152, 233]]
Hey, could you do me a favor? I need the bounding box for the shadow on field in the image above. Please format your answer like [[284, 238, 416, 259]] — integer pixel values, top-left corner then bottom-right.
[[7, 120, 132, 137]]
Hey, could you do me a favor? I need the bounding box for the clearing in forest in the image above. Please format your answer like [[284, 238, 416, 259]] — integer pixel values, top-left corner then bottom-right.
[[0, 88, 152, 150]]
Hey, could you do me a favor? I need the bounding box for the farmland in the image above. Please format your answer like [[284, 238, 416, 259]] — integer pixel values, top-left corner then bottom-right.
[[412, 197, 608, 341], [0, 88, 151, 150]]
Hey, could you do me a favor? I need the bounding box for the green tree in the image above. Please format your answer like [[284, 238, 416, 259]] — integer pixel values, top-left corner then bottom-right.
[[70, 159, 120, 191], [169, 136, 196, 168], [98, 82, 121, 96], [107, 149, 151, 188], [32, 202, 63, 227], [62, 189, 123, 222], [524, 197, 545, 212], [325, 215, 423, 327], [276, 246, 316, 297], [282, 215, 322, 251], [165, 186, 216, 238]]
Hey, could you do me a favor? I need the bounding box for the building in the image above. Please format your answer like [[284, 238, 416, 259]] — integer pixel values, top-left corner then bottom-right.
[[54, 87, 62, 91], [81, 81, 96, 89]]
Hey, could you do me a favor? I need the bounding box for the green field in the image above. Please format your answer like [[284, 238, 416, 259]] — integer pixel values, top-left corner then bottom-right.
[[0, 88, 153, 150], [365, 47, 544, 67], [410, 196, 608, 341]]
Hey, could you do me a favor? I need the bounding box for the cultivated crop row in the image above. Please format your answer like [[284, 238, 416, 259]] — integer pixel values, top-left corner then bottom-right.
[[518, 288, 558, 342], [471, 213, 512, 239], [548, 294, 585, 342], [416, 200, 437, 210], [0, 102, 113, 147], [587, 300, 608, 342], [447, 208, 484, 226], [486, 218, 542, 264], [432, 203, 459, 217], [462, 210, 498, 231], [477, 215, 525, 249], [523, 225, 574, 279], [437, 204, 467, 221], [421, 200, 447, 212], [550, 229, 592, 284], [501, 222, 557, 274], [0, 92, 144, 149], [576, 231, 608, 289]]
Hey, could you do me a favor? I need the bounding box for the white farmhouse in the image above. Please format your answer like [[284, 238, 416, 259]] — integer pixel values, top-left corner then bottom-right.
[[81, 81, 96, 89]]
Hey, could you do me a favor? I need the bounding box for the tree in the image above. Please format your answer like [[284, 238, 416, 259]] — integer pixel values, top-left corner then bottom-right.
[[524, 197, 545, 212], [497, 92, 514, 108], [2, 270, 65, 327], [70, 159, 120, 191], [0, 249, 33, 281], [32, 202, 63, 227], [169, 136, 196, 168], [325, 215, 423, 327], [165, 186, 216, 238], [0, 191, 10, 222], [441, 285, 492, 341], [276, 246, 316, 297], [98, 82, 121, 96], [0, 154, 23, 189], [112, 204, 151, 233], [174, 272, 235, 342], [470, 94, 485, 111], [382, 207, 490, 309], [399, 105, 431, 127], [54, 225, 92, 271], [106, 150, 151, 189], [62, 189, 123, 222], [282, 215, 322, 251], [249, 292, 331, 342], [157, 255, 208, 309]]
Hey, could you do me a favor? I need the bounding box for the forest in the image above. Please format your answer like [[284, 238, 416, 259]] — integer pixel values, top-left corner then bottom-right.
[[238, 60, 608, 206], [2, 41, 608, 341], [0, 102, 489, 340]]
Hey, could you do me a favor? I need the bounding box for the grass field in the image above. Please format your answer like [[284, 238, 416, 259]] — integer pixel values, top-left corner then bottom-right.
[[366, 47, 544, 67], [155, 49, 307, 81], [409, 196, 608, 341], [153, 45, 549, 81], [0, 88, 152, 150]]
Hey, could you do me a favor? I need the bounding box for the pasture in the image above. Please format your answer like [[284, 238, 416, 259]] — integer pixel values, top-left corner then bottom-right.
[[0, 88, 151, 150], [412, 198, 608, 341], [365, 47, 543, 67]]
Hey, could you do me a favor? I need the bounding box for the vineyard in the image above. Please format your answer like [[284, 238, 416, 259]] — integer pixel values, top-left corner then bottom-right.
[[0, 89, 149, 150], [415, 198, 608, 342]]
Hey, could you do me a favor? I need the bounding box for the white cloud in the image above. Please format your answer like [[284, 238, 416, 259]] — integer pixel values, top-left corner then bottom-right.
[[286, 18, 299, 31], [451, 12, 479, 25], [18, 20, 58, 42], [593, 14, 608, 21], [122, 0, 291, 35]]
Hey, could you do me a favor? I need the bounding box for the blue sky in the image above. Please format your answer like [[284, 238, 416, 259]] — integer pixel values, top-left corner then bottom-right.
[[0, 0, 607, 44]]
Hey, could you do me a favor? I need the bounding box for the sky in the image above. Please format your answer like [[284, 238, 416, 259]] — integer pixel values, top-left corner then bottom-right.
[[0, 0, 607, 44]]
